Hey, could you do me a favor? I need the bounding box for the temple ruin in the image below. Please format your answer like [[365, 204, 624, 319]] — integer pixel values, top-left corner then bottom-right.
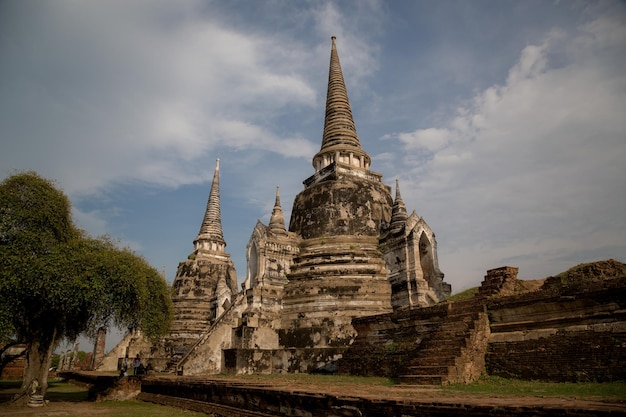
[[80, 37, 626, 396], [99, 36, 451, 375], [168, 36, 450, 375], [96, 37, 626, 386]]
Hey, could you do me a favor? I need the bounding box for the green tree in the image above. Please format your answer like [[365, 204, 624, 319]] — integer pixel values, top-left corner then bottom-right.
[[0, 172, 172, 404]]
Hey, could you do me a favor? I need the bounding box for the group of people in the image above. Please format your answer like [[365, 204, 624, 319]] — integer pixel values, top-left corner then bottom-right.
[[119, 354, 146, 378]]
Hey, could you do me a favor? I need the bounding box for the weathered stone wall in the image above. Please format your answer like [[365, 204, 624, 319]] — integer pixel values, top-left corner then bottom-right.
[[380, 214, 450, 309], [280, 235, 392, 348], [478, 266, 519, 297], [169, 259, 237, 339], [339, 268, 626, 384], [485, 276, 626, 382], [289, 173, 392, 239], [224, 347, 347, 375]]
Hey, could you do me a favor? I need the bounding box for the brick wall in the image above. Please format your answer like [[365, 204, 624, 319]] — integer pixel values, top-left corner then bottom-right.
[[485, 276, 626, 382]]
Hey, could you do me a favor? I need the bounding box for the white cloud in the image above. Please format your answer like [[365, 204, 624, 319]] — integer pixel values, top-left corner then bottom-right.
[[391, 15, 626, 289], [0, 1, 320, 197], [395, 128, 452, 152], [2, 1, 624, 298], [311, 1, 382, 86], [211, 119, 316, 158]]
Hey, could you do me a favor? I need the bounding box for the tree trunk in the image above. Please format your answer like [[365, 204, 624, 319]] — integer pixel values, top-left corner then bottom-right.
[[12, 339, 54, 405]]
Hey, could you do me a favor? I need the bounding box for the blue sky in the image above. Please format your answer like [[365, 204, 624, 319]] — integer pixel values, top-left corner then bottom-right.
[[2, 1, 625, 304]]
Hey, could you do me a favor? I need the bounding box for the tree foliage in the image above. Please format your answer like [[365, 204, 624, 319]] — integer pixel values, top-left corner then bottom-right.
[[0, 171, 172, 402]]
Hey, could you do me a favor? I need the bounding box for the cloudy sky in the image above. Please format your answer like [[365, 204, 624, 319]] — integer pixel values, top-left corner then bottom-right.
[[2, 0, 625, 300]]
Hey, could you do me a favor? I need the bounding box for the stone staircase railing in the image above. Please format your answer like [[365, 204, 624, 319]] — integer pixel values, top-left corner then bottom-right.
[[173, 292, 247, 374]]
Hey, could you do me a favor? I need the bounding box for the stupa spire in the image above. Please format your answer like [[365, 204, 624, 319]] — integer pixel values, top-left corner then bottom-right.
[[194, 158, 225, 254], [268, 186, 288, 236], [312, 36, 371, 172], [389, 179, 408, 233]]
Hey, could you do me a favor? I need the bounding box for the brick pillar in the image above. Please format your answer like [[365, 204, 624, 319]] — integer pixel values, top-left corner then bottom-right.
[[91, 326, 107, 370], [478, 266, 519, 297]]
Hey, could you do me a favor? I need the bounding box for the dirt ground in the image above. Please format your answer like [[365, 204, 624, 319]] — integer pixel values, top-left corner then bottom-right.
[[0, 402, 116, 417]]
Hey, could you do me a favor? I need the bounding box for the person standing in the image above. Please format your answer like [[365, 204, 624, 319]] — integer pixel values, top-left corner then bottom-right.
[[132, 354, 141, 375]]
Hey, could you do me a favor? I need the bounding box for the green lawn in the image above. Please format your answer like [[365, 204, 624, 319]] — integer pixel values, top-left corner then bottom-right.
[[0, 380, 210, 417], [445, 376, 626, 400]]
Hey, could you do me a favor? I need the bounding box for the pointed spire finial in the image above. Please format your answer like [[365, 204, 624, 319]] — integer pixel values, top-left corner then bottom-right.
[[269, 186, 288, 236], [194, 159, 226, 254], [395, 178, 404, 203], [389, 179, 408, 233], [312, 36, 371, 173]]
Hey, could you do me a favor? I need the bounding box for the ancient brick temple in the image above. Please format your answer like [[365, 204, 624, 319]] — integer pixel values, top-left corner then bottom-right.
[[100, 37, 450, 375], [165, 159, 238, 363]]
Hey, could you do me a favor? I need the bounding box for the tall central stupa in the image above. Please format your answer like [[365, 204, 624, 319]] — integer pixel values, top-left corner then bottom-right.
[[280, 36, 394, 348]]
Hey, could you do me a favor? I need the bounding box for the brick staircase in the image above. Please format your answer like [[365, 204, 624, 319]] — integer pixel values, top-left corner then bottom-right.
[[173, 292, 248, 375], [398, 299, 490, 385], [164, 342, 194, 373]]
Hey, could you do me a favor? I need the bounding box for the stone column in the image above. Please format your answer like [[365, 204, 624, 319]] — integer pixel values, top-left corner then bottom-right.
[[91, 326, 107, 370]]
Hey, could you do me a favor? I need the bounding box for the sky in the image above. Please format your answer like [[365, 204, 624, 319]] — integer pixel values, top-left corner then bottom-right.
[[1, 1, 626, 351]]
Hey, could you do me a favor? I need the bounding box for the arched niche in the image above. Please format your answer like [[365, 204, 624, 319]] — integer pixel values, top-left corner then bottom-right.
[[419, 232, 436, 288], [246, 242, 259, 289]]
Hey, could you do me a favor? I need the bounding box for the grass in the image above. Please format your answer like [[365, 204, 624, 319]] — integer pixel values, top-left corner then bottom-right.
[[205, 373, 626, 400], [0, 379, 88, 402], [0, 380, 210, 417], [446, 287, 479, 301], [212, 373, 626, 400], [211, 372, 397, 386], [445, 376, 626, 400]]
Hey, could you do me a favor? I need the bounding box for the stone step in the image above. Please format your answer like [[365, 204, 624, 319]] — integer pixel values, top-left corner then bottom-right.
[[433, 331, 468, 340], [413, 346, 464, 358], [397, 374, 445, 385], [441, 317, 478, 327], [427, 328, 471, 338], [394, 304, 488, 386], [435, 322, 471, 332], [410, 356, 458, 367], [420, 336, 469, 348], [405, 365, 453, 376]]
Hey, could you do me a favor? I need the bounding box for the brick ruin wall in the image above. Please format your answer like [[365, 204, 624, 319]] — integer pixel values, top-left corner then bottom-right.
[[485, 276, 626, 382], [338, 269, 626, 383], [338, 303, 451, 378]]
